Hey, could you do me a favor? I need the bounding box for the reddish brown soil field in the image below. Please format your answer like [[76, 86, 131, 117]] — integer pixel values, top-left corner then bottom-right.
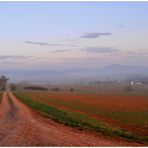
[[27, 92, 148, 111], [26, 91, 148, 136]]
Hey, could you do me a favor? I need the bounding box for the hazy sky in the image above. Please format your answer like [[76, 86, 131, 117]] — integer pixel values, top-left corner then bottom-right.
[[0, 2, 148, 70]]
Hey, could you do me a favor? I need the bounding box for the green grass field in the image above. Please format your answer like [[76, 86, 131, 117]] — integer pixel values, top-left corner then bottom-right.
[[14, 92, 148, 144]]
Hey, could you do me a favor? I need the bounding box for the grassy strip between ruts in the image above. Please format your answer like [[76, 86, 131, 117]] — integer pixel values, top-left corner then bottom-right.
[[14, 92, 148, 144]]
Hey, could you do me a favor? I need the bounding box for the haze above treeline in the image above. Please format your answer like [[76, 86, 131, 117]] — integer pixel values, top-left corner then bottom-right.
[[1, 64, 148, 84]]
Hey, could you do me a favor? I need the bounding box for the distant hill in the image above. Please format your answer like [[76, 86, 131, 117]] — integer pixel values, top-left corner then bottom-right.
[[100, 64, 148, 73], [1, 64, 148, 82], [63, 64, 148, 80]]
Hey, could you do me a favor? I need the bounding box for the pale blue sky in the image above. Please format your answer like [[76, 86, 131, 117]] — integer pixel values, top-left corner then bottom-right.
[[0, 2, 148, 70]]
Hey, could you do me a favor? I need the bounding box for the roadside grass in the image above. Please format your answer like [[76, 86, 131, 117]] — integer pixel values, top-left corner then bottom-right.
[[14, 92, 148, 144]]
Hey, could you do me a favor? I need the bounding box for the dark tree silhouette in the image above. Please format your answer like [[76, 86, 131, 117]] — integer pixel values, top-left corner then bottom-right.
[[0, 76, 8, 91], [70, 88, 74, 92]]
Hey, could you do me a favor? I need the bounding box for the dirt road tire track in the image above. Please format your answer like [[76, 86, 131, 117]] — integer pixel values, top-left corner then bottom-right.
[[0, 92, 142, 146]]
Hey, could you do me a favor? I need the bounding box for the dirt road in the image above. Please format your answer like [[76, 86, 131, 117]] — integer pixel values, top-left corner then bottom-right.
[[0, 92, 141, 146]]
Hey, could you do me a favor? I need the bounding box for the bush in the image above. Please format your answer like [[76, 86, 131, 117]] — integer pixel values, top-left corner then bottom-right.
[[70, 88, 74, 92], [51, 87, 60, 91], [24, 86, 48, 91]]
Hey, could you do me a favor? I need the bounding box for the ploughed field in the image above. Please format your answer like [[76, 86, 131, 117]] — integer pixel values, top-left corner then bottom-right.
[[14, 90, 148, 144]]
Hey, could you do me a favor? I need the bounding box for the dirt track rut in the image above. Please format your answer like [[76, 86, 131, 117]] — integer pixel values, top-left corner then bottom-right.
[[0, 92, 142, 146]]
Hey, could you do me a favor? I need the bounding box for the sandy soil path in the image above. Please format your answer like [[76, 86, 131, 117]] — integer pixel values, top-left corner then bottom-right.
[[0, 91, 142, 146]]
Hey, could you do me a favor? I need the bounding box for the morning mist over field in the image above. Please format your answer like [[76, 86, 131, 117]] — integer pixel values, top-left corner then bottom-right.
[[0, 2, 148, 82]]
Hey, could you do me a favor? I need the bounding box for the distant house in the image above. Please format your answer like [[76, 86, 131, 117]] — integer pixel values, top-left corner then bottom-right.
[[136, 82, 142, 85], [130, 81, 134, 86]]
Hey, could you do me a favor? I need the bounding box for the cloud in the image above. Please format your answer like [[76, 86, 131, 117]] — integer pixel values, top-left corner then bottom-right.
[[124, 49, 148, 56], [0, 55, 32, 60], [49, 43, 63, 46], [81, 47, 118, 53], [24, 41, 49, 46], [117, 25, 125, 28], [52, 50, 70, 53], [64, 38, 79, 42], [81, 32, 112, 39], [24, 41, 64, 47]]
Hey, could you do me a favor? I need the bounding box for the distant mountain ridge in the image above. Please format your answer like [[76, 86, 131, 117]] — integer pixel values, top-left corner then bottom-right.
[[101, 64, 148, 72], [1, 64, 148, 82], [99, 64, 148, 74]]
